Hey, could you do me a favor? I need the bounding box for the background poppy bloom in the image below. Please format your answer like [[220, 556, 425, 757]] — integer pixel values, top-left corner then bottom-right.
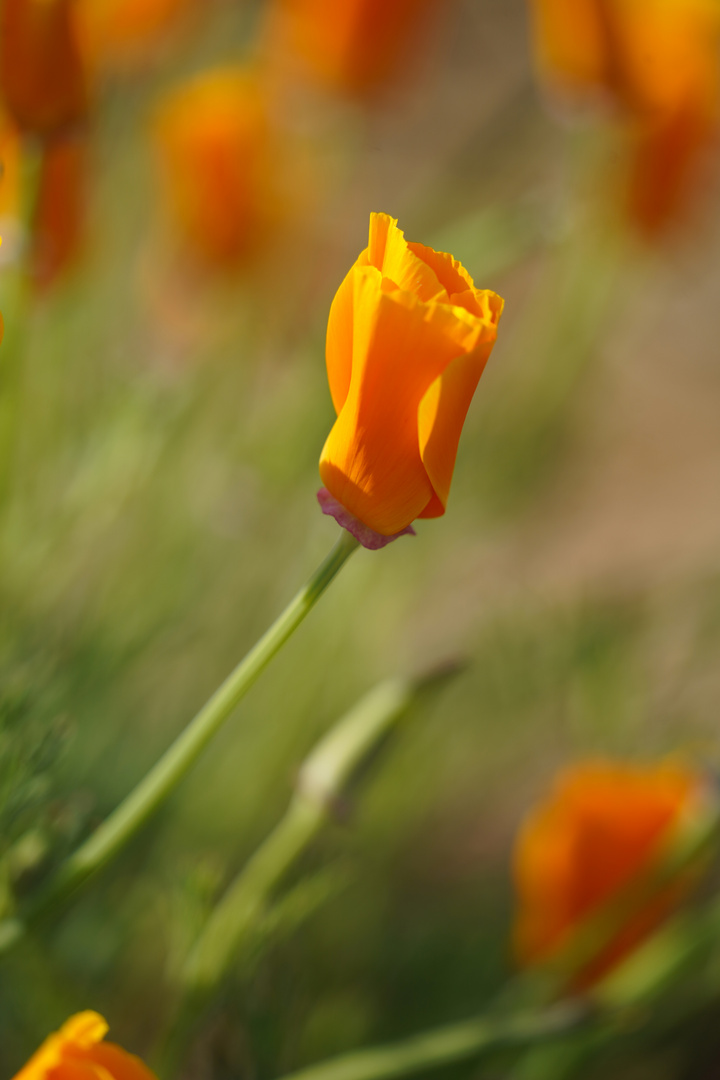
[[319, 213, 503, 541], [30, 133, 87, 290], [13, 1012, 157, 1080], [527, 0, 611, 97], [528, 0, 720, 233], [265, 0, 439, 97], [76, 0, 192, 72], [0, 107, 21, 225], [619, 0, 720, 233], [513, 760, 707, 986], [153, 68, 276, 268], [0, 0, 88, 137]]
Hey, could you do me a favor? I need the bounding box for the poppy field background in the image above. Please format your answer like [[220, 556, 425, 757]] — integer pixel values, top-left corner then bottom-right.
[[4, 1, 720, 1077]]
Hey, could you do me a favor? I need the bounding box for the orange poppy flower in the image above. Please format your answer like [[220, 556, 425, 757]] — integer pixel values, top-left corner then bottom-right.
[[527, 0, 611, 97], [513, 760, 707, 986], [529, 0, 719, 109], [13, 1011, 157, 1080], [0, 0, 89, 137], [318, 213, 503, 546], [153, 68, 276, 268], [30, 133, 87, 289], [620, 0, 719, 234], [266, 0, 438, 97], [0, 108, 21, 223], [528, 0, 720, 233], [628, 98, 715, 235], [76, 0, 191, 72]]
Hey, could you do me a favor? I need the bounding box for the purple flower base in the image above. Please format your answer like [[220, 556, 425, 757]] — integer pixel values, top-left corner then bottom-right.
[[317, 488, 416, 551]]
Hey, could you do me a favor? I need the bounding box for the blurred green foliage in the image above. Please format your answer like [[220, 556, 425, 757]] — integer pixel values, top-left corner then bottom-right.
[[3, 1, 720, 1077]]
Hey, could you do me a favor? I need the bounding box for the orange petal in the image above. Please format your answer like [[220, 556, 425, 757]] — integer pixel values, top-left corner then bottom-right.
[[417, 293, 502, 516], [326, 213, 449, 415], [59, 1014, 109, 1048], [513, 802, 579, 964], [406, 240, 475, 298], [78, 1043, 159, 1080], [49, 1063, 106, 1080], [319, 265, 481, 535], [513, 760, 701, 979], [325, 262, 357, 414], [12, 1014, 107, 1080], [12, 1014, 159, 1080], [367, 213, 447, 302]]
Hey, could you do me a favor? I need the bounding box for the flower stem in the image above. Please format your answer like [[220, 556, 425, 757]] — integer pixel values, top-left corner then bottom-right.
[[185, 677, 414, 992], [158, 676, 419, 1075], [259, 786, 720, 1080], [1, 530, 359, 946]]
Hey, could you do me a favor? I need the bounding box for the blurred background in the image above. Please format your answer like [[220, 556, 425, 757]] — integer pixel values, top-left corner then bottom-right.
[[3, 0, 720, 1076]]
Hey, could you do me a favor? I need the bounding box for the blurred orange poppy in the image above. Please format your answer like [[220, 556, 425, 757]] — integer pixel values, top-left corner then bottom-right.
[[266, 0, 439, 97], [318, 213, 503, 546], [13, 1011, 157, 1080], [0, 0, 88, 137], [514, 760, 707, 986], [527, 0, 610, 97], [528, 0, 720, 233], [76, 0, 192, 72], [0, 108, 21, 223], [153, 68, 277, 268], [30, 133, 87, 289]]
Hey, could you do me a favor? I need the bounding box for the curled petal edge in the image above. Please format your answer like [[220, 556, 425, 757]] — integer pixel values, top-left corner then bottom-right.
[[317, 488, 416, 550]]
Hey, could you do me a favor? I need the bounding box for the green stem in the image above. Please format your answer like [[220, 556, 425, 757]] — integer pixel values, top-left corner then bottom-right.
[[271, 866, 720, 1080], [0, 530, 359, 948], [272, 1003, 588, 1080], [185, 677, 413, 995], [158, 678, 416, 1075], [262, 789, 720, 1080]]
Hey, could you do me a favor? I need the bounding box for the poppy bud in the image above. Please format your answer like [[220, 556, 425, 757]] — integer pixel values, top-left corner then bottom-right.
[[318, 213, 502, 546], [528, 0, 720, 233], [76, 0, 192, 72], [514, 760, 709, 986], [0, 0, 89, 137], [153, 68, 276, 268], [13, 1012, 156, 1080], [266, 0, 439, 97]]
